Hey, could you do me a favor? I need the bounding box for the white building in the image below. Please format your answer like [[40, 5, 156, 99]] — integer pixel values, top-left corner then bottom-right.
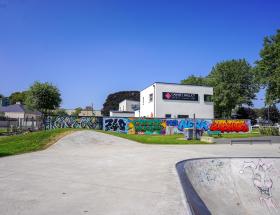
[[109, 99, 140, 117], [109, 111, 136, 117], [118, 100, 140, 112], [140, 82, 214, 119]]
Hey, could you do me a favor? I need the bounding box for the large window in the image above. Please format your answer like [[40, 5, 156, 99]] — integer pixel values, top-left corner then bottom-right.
[[204, 94, 213, 102], [165, 114, 171, 118], [178, 115, 189, 118], [149, 93, 153, 102]]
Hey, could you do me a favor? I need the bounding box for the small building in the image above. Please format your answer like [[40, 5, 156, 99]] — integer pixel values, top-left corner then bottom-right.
[[0, 103, 41, 119], [118, 100, 140, 112], [140, 82, 214, 118], [109, 110, 135, 117], [79, 110, 102, 117], [65, 109, 102, 117], [0, 103, 42, 129], [109, 99, 140, 117]]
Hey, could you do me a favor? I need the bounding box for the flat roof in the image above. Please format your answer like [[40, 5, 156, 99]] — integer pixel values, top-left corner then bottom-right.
[[110, 111, 135, 113], [119, 99, 140, 103], [141, 82, 213, 92]]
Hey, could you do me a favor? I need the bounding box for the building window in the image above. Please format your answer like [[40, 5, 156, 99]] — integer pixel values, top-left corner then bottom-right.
[[165, 114, 171, 118], [149, 93, 153, 102], [131, 104, 140, 111], [142, 97, 144, 105], [178, 115, 189, 119], [204, 94, 213, 102]]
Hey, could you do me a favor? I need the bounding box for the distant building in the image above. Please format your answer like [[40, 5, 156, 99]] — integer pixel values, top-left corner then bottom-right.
[[65, 109, 102, 117], [109, 111, 136, 117], [0, 97, 10, 107], [140, 82, 214, 118], [0, 103, 41, 119], [109, 99, 140, 117], [79, 110, 102, 117], [118, 100, 140, 112]]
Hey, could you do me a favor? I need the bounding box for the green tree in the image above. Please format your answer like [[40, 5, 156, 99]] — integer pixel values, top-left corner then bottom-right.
[[181, 75, 210, 86], [257, 105, 280, 124], [9, 91, 27, 104], [25, 81, 62, 114], [255, 29, 280, 105], [102, 91, 140, 116], [235, 107, 258, 124], [208, 59, 258, 118]]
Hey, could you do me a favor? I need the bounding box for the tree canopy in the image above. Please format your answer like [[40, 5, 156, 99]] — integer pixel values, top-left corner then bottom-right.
[[255, 29, 280, 105], [25, 81, 62, 114], [9, 91, 27, 104], [208, 59, 258, 118], [181, 75, 210, 86], [102, 91, 140, 116]]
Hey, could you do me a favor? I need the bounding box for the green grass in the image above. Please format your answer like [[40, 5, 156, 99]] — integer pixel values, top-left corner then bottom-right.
[[99, 131, 209, 144], [0, 128, 7, 134], [0, 129, 76, 157]]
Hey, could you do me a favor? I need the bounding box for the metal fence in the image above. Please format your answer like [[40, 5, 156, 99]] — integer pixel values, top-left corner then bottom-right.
[[0, 117, 42, 133]]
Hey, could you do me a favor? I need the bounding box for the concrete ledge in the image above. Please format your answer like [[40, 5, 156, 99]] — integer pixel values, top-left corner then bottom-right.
[[200, 136, 215, 143], [214, 136, 280, 144]]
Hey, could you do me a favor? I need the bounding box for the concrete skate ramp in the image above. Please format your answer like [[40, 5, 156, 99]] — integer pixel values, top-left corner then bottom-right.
[[176, 158, 280, 215]]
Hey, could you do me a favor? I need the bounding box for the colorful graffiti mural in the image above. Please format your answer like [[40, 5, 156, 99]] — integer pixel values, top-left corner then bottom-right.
[[44, 116, 103, 129], [104, 118, 128, 132], [103, 118, 251, 135], [209, 119, 250, 133], [103, 118, 213, 135]]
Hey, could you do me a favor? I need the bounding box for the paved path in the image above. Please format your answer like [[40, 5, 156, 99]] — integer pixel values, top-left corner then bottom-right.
[[0, 131, 280, 215]]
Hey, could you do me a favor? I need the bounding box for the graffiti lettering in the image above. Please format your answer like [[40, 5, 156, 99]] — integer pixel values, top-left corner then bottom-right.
[[104, 118, 127, 132], [103, 118, 251, 134], [44, 116, 103, 129], [210, 120, 249, 133]]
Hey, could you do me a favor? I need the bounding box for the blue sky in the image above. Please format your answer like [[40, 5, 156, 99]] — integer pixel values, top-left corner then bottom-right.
[[0, 0, 279, 110]]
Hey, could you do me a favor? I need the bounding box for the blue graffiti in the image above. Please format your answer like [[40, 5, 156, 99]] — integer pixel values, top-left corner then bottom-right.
[[166, 120, 178, 126], [177, 119, 210, 131], [104, 118, 128, 132]]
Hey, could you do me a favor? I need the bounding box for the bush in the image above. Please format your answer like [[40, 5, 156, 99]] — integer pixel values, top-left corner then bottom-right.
[[259, 127, 280, 136]]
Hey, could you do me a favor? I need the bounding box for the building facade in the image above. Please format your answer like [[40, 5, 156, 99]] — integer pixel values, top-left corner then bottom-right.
[[140, 82, 214, 119], [118, 100, 140, 112]]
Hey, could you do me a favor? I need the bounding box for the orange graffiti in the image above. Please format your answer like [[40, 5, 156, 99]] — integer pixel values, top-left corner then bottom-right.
[[210, 120, 249, 133]]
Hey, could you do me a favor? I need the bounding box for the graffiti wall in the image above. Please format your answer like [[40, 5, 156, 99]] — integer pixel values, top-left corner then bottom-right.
[[210, 119, 250, 133], [44, 116, 103, 129], [103, 118, 251, 135]]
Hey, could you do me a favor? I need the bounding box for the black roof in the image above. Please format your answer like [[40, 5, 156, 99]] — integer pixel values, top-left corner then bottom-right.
[[0, 104, 41, 115]]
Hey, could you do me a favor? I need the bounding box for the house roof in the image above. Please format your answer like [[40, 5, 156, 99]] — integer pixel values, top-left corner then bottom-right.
[[0, 104, 41, 115]]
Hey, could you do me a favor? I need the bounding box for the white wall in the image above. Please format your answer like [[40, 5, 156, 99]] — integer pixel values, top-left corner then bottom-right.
[[119, 100, 140, 112], [4, 112, 24, 119], [110, 111, 135, 117], [140, 85, 155, 117], [141, 83, 214, 119]]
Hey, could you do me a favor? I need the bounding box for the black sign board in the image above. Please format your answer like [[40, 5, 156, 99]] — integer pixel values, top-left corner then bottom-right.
[[162, 92, 198, 101]]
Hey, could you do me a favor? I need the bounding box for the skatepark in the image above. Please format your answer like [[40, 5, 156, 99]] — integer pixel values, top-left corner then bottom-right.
[[1, 130, 280, 215]]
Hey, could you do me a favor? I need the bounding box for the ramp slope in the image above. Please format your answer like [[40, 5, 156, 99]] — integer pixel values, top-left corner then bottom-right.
[[177, 158, 280, 215]]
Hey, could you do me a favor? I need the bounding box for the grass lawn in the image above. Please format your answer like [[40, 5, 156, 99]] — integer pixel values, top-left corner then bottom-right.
[[99, 131, 209, 144], [0, 128, 7, 134], [0, 128, 76, 157]]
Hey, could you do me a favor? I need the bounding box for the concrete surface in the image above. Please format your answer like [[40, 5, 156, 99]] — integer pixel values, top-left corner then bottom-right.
[[0, 130, 280, 215], [178, 158, 280, 215]]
